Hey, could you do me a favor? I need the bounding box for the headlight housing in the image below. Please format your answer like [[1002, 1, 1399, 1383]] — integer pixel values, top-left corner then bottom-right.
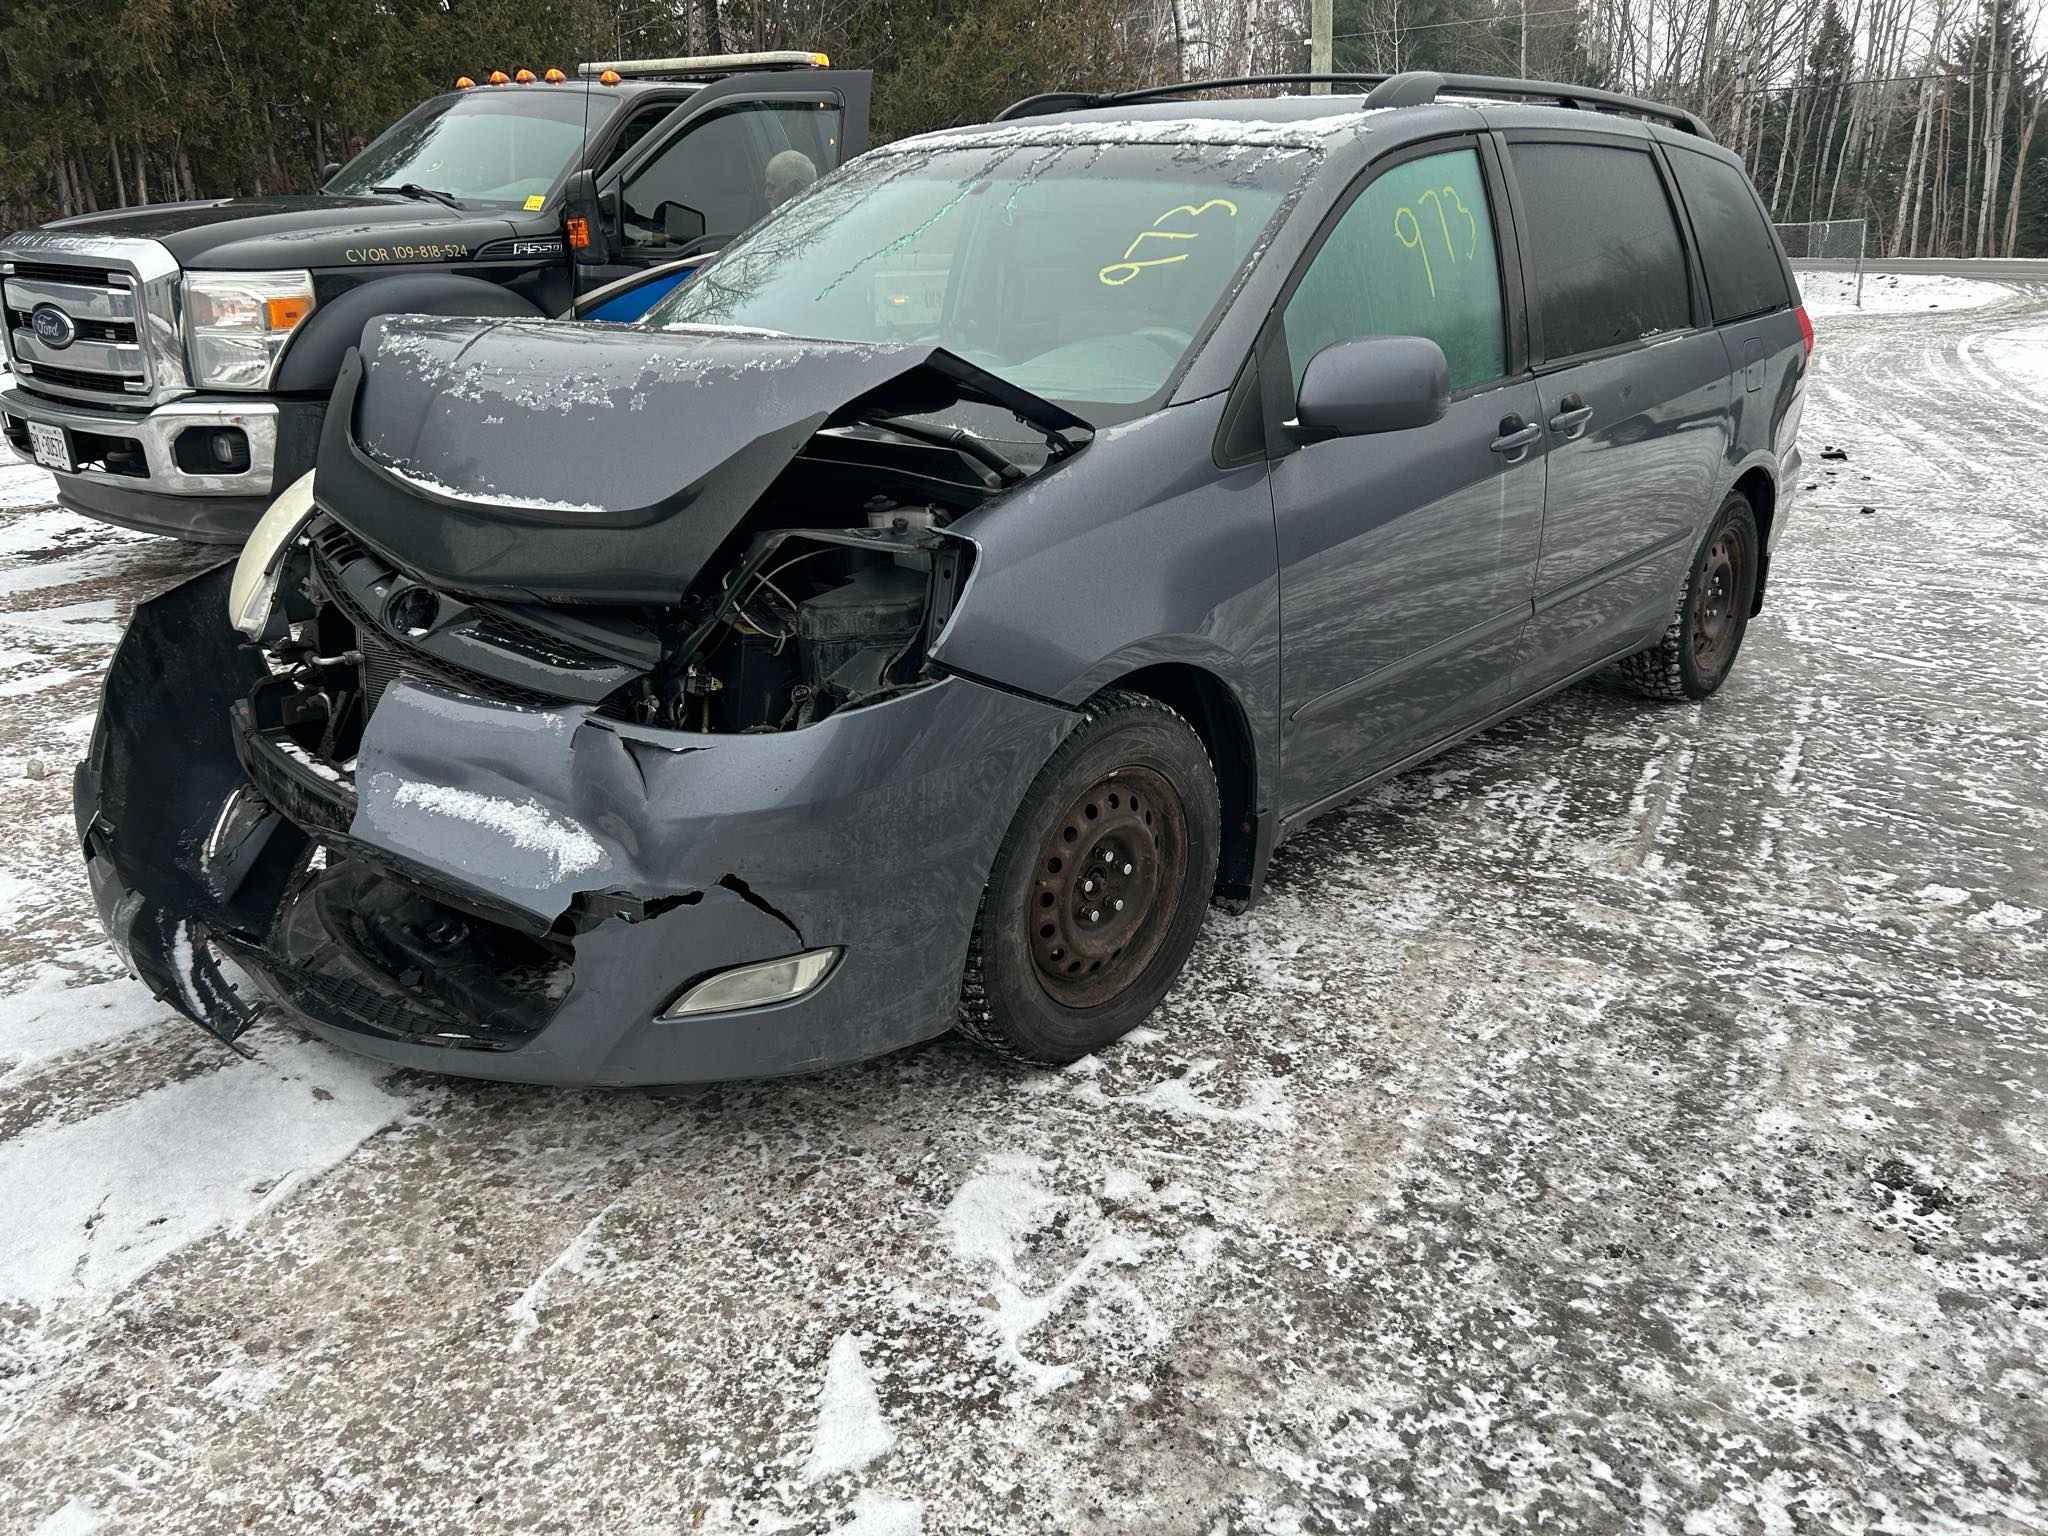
[[229, 471, 317, 638], [184, 270, 315, 390]]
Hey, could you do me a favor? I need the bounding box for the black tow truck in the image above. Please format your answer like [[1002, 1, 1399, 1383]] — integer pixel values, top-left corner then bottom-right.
[[0, 51, 871, 542]]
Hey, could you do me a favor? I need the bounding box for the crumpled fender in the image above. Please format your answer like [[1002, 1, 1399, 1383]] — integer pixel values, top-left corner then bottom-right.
[[348, 674, 1074, 936]]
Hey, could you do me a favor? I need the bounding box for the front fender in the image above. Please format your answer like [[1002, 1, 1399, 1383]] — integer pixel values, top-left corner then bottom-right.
[[929, 398, 1281, 807]]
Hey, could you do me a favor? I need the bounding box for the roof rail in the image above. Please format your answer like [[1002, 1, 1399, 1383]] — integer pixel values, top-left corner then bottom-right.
[[1365, 70, 1711, 138], [995, 69, 1711, 141], [577, 50, 831, 81], [997, 75, 1391, 120]]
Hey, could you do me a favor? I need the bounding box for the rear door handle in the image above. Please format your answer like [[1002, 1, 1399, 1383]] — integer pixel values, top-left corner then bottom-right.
[[1548, 392, 1593, 439], [1490, 415, 1543, 462]]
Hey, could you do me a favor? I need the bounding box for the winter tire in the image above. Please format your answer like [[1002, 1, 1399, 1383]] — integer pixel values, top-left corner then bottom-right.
[[1620, 492, 1761, 701], [958, 689, 1221, 1064]]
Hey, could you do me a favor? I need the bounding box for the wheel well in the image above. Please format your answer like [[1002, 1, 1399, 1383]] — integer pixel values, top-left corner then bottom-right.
[[1733, 466, 1776, 613], [1105, 663, 1262, 902]]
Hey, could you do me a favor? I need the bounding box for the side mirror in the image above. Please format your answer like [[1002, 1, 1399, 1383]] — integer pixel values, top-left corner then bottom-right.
[[319, 160, 342, 183], [1291, 336, 1449, 442], [563, 169, 615, 266], [658, 201, 707, 247]]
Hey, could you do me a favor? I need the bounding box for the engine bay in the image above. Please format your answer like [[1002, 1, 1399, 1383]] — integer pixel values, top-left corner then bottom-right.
[[246, 449, 1012, 780]]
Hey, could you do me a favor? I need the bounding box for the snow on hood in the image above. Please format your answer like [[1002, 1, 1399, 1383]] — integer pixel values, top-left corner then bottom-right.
[[317, 314, 1087, 604]]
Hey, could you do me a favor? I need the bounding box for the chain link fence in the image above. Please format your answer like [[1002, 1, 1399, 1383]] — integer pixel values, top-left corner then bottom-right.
[[1774, 218, 1866, 308]]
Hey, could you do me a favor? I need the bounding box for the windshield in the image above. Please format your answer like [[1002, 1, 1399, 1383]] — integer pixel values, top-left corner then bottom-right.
[[327, 90, 623, 207], [644, 138, 1314, 420]]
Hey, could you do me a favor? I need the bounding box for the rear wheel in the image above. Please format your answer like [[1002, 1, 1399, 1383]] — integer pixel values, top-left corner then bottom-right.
[[1619, 493, 1761, 701], [958, 690, 1220, 1064]]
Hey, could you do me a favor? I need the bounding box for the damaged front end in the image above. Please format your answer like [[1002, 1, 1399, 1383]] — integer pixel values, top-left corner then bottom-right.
[[75, 317, 1083, 1084]]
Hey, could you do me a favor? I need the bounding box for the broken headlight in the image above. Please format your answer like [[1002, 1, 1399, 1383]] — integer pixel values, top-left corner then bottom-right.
[[229, 470, 317, 638]]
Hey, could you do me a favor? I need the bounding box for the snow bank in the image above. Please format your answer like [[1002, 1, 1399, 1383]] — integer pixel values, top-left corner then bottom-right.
[[1980, 319, 2048, 388], [1797, 267, 2009, 318]]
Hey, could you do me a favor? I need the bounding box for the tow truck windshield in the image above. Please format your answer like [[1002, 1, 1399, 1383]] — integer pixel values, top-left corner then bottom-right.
[[646, 138, 1312, 422], [327, 88, 625, 208]]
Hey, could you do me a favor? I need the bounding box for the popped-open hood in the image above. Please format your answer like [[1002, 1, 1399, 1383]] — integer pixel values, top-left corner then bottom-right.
[[315, 315, 1090, 604]]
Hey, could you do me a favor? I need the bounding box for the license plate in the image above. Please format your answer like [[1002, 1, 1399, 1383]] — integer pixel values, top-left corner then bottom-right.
[[26, 421, 71, 474]]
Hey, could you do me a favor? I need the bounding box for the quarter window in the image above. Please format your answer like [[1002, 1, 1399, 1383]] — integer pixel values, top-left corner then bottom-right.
[[1283, 147, 1507, 396], [621, 102, 841, 252], [1509, 142, 1692, 359], [1667, 147, 1791, 324]]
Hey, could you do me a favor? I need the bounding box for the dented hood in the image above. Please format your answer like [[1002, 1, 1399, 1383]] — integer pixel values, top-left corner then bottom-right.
[[316, 315, 1089, 604]]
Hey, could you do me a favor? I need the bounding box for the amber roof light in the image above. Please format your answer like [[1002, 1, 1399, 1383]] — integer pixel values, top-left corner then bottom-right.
[[544, 67, 567, 83], [487, 70, 510, 85], [455, 75, 476, 88]]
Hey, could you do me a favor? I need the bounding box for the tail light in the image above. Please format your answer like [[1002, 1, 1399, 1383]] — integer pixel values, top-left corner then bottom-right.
[[1795, 305, 1815, 359]]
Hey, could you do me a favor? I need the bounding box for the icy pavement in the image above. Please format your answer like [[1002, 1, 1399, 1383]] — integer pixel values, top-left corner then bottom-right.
[[1, 284, 2046, 1534]]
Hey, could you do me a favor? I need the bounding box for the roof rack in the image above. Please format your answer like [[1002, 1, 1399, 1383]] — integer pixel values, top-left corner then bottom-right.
[[995, 69, 1711, 141], [577, 50, 832, 81]]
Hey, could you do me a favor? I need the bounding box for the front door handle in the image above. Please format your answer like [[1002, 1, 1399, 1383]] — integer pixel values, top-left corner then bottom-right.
[[1549, 392, 1593, 439], [1490, 415, 1543, 462]]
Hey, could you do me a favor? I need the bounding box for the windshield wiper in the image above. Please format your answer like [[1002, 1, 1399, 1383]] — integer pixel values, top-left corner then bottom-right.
[[863, 415, 1027, 487], [370, 183, 462, 210]]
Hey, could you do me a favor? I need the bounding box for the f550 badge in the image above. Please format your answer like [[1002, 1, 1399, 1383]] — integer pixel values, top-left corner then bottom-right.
[[344, 243, 470, 265]]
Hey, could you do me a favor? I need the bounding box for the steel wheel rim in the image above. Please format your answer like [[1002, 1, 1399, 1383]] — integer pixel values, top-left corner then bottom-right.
[[1692, 527, 1746, 679], [1027, 765, 1187, 1009]]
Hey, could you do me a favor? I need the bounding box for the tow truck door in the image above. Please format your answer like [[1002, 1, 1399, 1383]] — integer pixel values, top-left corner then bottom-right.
[[574, 70, 872, 319]]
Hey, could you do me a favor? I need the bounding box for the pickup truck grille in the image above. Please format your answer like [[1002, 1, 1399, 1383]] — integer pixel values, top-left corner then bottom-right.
[[0, 240, 178, 406]]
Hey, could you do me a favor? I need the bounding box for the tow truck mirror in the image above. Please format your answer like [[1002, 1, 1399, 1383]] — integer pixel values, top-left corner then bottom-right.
[[659, 201, 707, 247], [319, 160, 341, 182], [564, 169, 616, 266]]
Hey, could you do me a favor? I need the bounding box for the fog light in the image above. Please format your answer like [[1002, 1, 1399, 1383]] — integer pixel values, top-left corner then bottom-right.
[[661, 947, 840, 1019], [208, 428, 249, 469], [175, 424, 252, 476]]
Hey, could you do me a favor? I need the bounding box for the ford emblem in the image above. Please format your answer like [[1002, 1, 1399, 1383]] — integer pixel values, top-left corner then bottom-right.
[[29, 303, 76, 351]]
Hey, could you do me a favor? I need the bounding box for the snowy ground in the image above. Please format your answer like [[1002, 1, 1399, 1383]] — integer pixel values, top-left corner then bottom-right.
[[1794, 265, 2010, 318], [2, 283, 2046, 1535]]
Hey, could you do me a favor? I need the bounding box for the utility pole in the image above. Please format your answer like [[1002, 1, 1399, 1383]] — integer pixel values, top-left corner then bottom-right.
[[1312, 0, 1332, 93]]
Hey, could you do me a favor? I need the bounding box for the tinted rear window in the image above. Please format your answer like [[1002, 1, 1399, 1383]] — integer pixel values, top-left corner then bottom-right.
[[1510, 142, 1692, 359], [1667, 148, 1791, 323]]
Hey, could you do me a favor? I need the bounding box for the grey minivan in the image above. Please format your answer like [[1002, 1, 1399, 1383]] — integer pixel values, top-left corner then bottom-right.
[[77, 71, 1809, 1085]]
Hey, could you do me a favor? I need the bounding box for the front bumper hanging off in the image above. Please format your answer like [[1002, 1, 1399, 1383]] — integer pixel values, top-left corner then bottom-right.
[[77, 565, 1073, 1085]]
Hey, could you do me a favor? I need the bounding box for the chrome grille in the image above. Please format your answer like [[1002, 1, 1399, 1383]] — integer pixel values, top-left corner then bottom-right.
[[0, 237, 185, 406]]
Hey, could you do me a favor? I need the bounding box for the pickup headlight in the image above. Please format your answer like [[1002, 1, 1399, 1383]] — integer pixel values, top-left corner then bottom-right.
[[185, 270, 315, 390]]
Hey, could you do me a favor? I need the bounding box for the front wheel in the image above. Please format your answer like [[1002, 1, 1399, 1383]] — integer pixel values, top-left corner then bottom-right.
[[1619, 494, 1761, 701], [958, 690, 1221, 1065]]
